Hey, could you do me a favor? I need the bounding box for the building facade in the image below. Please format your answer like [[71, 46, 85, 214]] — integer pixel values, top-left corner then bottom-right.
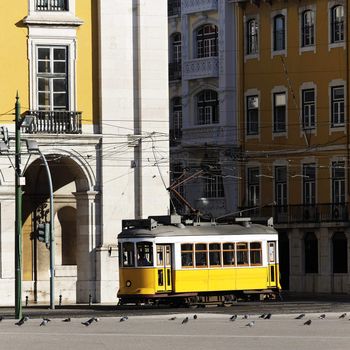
[[0, 0, 169, 305], [236, 0, 350, 294], [168, 0, 239, 219]]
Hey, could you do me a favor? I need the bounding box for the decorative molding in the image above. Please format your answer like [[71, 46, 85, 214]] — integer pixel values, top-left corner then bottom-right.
[[181, 0, 218, 15], [183, 57, 219, 80]]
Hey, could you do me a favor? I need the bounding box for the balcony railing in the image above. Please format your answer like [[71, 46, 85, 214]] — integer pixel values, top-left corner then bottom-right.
[[169, 62, 182, 81], [23, 111, 82, 134], [183, 57, 219, 80], [36, 0, 68, 11], [181, 0, 218, 15], [237, 203, 349, 225], [168, 0, 181, 16]]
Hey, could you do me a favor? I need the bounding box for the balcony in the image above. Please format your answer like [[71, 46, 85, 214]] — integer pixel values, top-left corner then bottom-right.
[[169, 62, 182, 82], [23, 111, 82, 134], [237, 203, 349, 225], [182, 126, 235, 147], [181, 0, 218, 15], [168, 0, 181, 16], [36, 0, 68, 11], [183, 57, 219, 80]]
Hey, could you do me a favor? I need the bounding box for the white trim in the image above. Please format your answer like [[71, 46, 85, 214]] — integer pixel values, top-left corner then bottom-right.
[[328, 1, 346, 51], [328, 79, 346, 134], [271, 85, 288, 138], [28, 27, 78, 111], [244, 88, 260, 140], [244, 14, 260, 61], [271, 9, 287, 58], [299, 82, 317, 138], [298, 5, 316, 55]]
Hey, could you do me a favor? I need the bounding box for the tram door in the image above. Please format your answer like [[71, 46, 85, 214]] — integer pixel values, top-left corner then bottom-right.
[[267, 241, 277, 288], [156, 245, 172, 292]]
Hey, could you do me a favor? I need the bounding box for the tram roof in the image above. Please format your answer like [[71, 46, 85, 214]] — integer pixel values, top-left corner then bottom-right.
[[118, 223, 277, 239]]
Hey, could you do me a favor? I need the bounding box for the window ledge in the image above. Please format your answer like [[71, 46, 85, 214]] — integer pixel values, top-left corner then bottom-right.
[[23, 13, 83, 26], [329, 42, 345, 50]]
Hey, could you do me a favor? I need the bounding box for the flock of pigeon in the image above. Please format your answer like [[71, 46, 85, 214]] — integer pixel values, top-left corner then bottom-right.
[[2, 312, 348, 327]]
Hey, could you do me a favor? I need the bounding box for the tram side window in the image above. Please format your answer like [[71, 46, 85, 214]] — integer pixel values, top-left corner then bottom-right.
[[195, 243, 208, 267], [250, 242, 262, 265], [209, 243, 221, 266], [223, 243, 235, 266], [237, 242, 249, 265], [137, 241, 153, 266], [122, 242, 135, 267], [181, 243, 194, 267]]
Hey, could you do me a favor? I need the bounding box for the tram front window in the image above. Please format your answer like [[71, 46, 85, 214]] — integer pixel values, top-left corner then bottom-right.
[[122, 242, 135, 267], [137, 242, 153, 266]]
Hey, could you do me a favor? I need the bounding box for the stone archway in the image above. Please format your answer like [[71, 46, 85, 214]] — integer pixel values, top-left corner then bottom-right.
[[22, 154, 98, 304]]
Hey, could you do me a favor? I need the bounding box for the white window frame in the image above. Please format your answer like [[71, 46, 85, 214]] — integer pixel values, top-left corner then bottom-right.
[[299, 5, 316, 54], [244, 15, 260, 61], [300, 82, 317, 137], [247, 166, 260, 207], [245, 89, 260, 138], [28, 0, 76, 16], [271, 9, 287, 57], [330, 159, 346, 204], [271, 86, 288, 138], [328, 1, 346, 50], [329, 80, 346, 132]]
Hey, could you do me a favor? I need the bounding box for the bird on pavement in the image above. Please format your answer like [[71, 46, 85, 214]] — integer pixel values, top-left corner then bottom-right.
[[295, 314, 305, 319], [339, 313, 346, 319], [40, 319, 49, 326], [245, 321, 255, 327], [230, 315, 237, 321], [259, 313, 266, 319], [62, 318, 71, 322], [93, 317, 100, 322], [193, 315, 197, 320], [264, 313, 272, 320], [0, 316, 3, 322], [169, 317, 177, 321], [319, 314, 326, 320], [304, 320, 312, 326], [82, 317, 95, 326], [182, 317, 189, 324], [120, 316, 128, 322], [242, 314, 249, 319]]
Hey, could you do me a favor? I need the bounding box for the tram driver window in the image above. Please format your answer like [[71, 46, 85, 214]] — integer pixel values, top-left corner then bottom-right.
[[137, 242, 153, 266], [237, 242, 249, 265], [181, 243, 194, 267], [122, 242, 135, 267], [223, 243, 235, 266], [250, 242, 262, 265]]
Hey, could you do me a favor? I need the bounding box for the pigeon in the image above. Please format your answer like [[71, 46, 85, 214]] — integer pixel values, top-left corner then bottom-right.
[[304, 319, 312, 325], [120, 316, 128, 322], [339, 313, 346, 319], [182, 317, 189, 324], [43, 318, 51, 322], [169, 317, 177, 321], [193, 315, 197, 320], [259, 313, 266, 319], [245, 321, 255, 327], [0, 316, 3, 322], [295, 314, 305, 319], [242, 314, 249, 319], [230, 315, 237, 321], [82, 317, 95, 326], [264, 313, 272, 320], [62, 318, 71, 322], [93, 317, 100, 322], [40, 319, 49, 326], [319, 314, 326, 320]]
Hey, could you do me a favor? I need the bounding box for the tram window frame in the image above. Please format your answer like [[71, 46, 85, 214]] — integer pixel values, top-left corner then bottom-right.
[[121, 242, 135, 267], [223, 242, 236, 266], [249, 242, 262, 266], [181, 243, 194, 268], [195, 243, 208, 268], [136, 241, 153, 267], [209, 243, 222, 267], [236, 242, 249, 266]]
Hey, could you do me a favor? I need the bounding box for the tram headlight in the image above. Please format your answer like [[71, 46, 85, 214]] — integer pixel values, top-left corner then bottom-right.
[[126, 280, 132, 287]]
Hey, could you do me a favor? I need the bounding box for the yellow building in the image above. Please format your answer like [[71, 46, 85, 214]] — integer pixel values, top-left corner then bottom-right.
[[236, 0, 350, 294], [0, 0, 170, 305]]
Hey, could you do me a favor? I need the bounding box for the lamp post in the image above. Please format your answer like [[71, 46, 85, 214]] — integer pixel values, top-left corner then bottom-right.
[[15, 93, 23, 319]]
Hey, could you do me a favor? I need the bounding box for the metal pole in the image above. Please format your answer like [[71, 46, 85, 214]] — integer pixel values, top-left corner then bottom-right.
[[38, 149, 55, 309], [15, 93, 22, 319]]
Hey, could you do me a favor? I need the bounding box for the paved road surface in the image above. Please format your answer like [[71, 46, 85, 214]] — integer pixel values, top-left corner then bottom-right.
[[1, 312, 350, 350]]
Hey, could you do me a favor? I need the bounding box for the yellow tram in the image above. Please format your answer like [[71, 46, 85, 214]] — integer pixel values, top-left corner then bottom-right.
[[117, 216, 281, 305]]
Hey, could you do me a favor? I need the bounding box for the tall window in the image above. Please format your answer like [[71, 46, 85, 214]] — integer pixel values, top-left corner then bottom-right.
[[37, 46, 68, 111], [302, 88, 315, 129], [332, 232, 348, 273], [204, 174, 224, 198], [301, 10, 315, 47], [196, 90, 219, 125], [304, 232, 318, 273], [247, 167, 260, 206], [172, 33, 182, 64], [36, 0, 68, 11], [196, 24, 218, 58], [246, 95, 259, 135], [332, 161, 345, 204], [246, 18, 259, 55], [273, 92, 286, 132], [303, 164, 316, 205], [170, 97, 182, 142], [331, 86, 345, 127], [273, 15, 285, 51], [275, 166, 287, 206], [331, 5, 344, 43]]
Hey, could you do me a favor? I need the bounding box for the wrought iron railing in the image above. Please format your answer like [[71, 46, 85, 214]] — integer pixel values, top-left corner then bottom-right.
[[236, 203, 349, 225], [23, 111, 82, 134], [36, 0, 68, 11], [169, 62, 182, 81]]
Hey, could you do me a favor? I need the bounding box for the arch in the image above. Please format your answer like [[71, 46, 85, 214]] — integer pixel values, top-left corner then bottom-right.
[[304, 232, 318, 273], [332, 231, 347, 273]]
